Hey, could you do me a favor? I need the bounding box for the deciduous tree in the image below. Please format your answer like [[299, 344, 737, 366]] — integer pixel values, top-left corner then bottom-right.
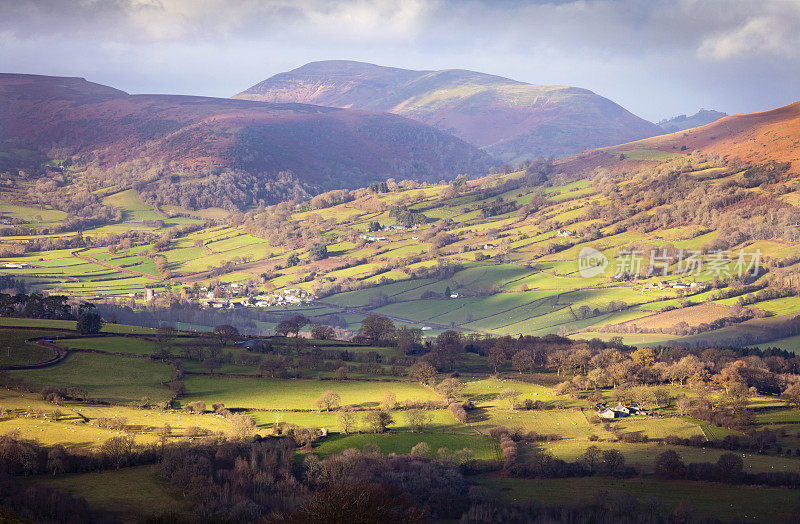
[[315, 391, 341, 412]]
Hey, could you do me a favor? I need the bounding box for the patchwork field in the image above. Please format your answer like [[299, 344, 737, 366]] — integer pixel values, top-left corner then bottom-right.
[[4, 159, 799, 345]]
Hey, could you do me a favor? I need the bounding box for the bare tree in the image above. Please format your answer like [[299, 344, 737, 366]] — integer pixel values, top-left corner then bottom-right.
[[315, 391, 341, 412]]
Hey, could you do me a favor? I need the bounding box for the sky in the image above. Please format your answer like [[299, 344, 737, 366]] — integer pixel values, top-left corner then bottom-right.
[[2, 0, 799, 122]]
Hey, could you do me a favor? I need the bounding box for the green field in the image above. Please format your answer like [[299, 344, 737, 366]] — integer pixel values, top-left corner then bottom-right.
[[9, 352, 175, 404], [0, 317, 156, 334], [0, 328, 68, 366], [61, 336, 160, 356], [478, 476, 799, 522], [314, 431, 501, 460], [525, 439, 800, 474], [182, 376, 440, 410], [28, 466, 185, 522]]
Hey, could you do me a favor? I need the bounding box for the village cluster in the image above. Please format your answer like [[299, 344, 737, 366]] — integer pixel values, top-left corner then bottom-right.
[[125, 284, 315, 309]]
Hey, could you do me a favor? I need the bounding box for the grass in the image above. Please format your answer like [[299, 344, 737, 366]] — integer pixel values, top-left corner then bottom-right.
[[525, 439, 800, 474], [102, 189, 163, 223], [608, 302, 733, 331], [0, 317, 156, 334], [477, 476, 799, 522], [250, 408, 462, 435], [61, 336, 159, 356], [314, 431, 501, 460], [0, 201, 67, 225], [27, 466, 186, 522], [181, 376, 441, 410], [0, 390, 233, 447], [0, 416, 128, 448], [757, 334, 800, 353], [462, 378, 580, 409], [9, 352, 174, 404], [0, 328, 68, 366], [614, 416, 705, 440], [472, 408, 593, 439]]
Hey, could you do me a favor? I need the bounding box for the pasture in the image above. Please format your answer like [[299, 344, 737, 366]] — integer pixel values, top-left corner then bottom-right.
[[478, 476, 798, 522], [0, 328, 67, 366], [525, 439, 800, 474], [181, 376, 440, 410], [8, 352, 175, 404], [28, 466, 185, 522], [314, 432, 501, 460]]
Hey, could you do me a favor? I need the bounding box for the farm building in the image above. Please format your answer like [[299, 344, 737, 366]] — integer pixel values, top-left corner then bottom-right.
[[652, 281, 704, 290], [2, 262, 29, 269], [596, 402, 640, 419], [362, 234, 387, 242]]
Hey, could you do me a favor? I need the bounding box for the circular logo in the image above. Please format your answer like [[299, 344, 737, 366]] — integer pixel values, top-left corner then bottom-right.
[[578, 247, 608, 278]]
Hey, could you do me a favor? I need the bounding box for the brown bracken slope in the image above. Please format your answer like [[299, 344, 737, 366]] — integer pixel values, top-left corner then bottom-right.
[[558, 100, 800, 174]]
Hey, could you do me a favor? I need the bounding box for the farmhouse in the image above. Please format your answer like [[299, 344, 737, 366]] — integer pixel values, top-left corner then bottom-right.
[[557, 229, 573, 237], [361, 234, 387, 242], [2, 262, 29, 269], [596, 402, 640, 419], [652, 281, 704, 290], [386, 224, 407, 231]]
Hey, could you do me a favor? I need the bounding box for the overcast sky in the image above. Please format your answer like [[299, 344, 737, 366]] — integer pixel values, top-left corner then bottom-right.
[[2, 0, 799, 121]]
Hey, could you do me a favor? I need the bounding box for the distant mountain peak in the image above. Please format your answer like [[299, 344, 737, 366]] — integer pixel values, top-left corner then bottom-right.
[[657, 109, 728, 133], [234, 60, 662, 162]]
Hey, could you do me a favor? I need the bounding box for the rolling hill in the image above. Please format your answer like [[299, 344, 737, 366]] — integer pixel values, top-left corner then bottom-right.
[[0, 73, 492, 204], [234, 60, 664, 162], [4, 94, 800, 349], [561, 99, 800, 174]]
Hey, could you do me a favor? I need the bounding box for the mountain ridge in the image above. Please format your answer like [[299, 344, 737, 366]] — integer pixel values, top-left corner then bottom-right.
[[558, 99, 800, 175], [234, 60, 663, 162], [0, 73, 493, 208]]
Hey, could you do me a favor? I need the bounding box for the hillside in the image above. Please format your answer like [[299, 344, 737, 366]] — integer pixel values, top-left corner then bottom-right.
[[234, 60, 663, 162], [4, 99, 800, 349], [657, 109, 727, 133], [560, 100, 800, 175], [0, 73, 492, 208]]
